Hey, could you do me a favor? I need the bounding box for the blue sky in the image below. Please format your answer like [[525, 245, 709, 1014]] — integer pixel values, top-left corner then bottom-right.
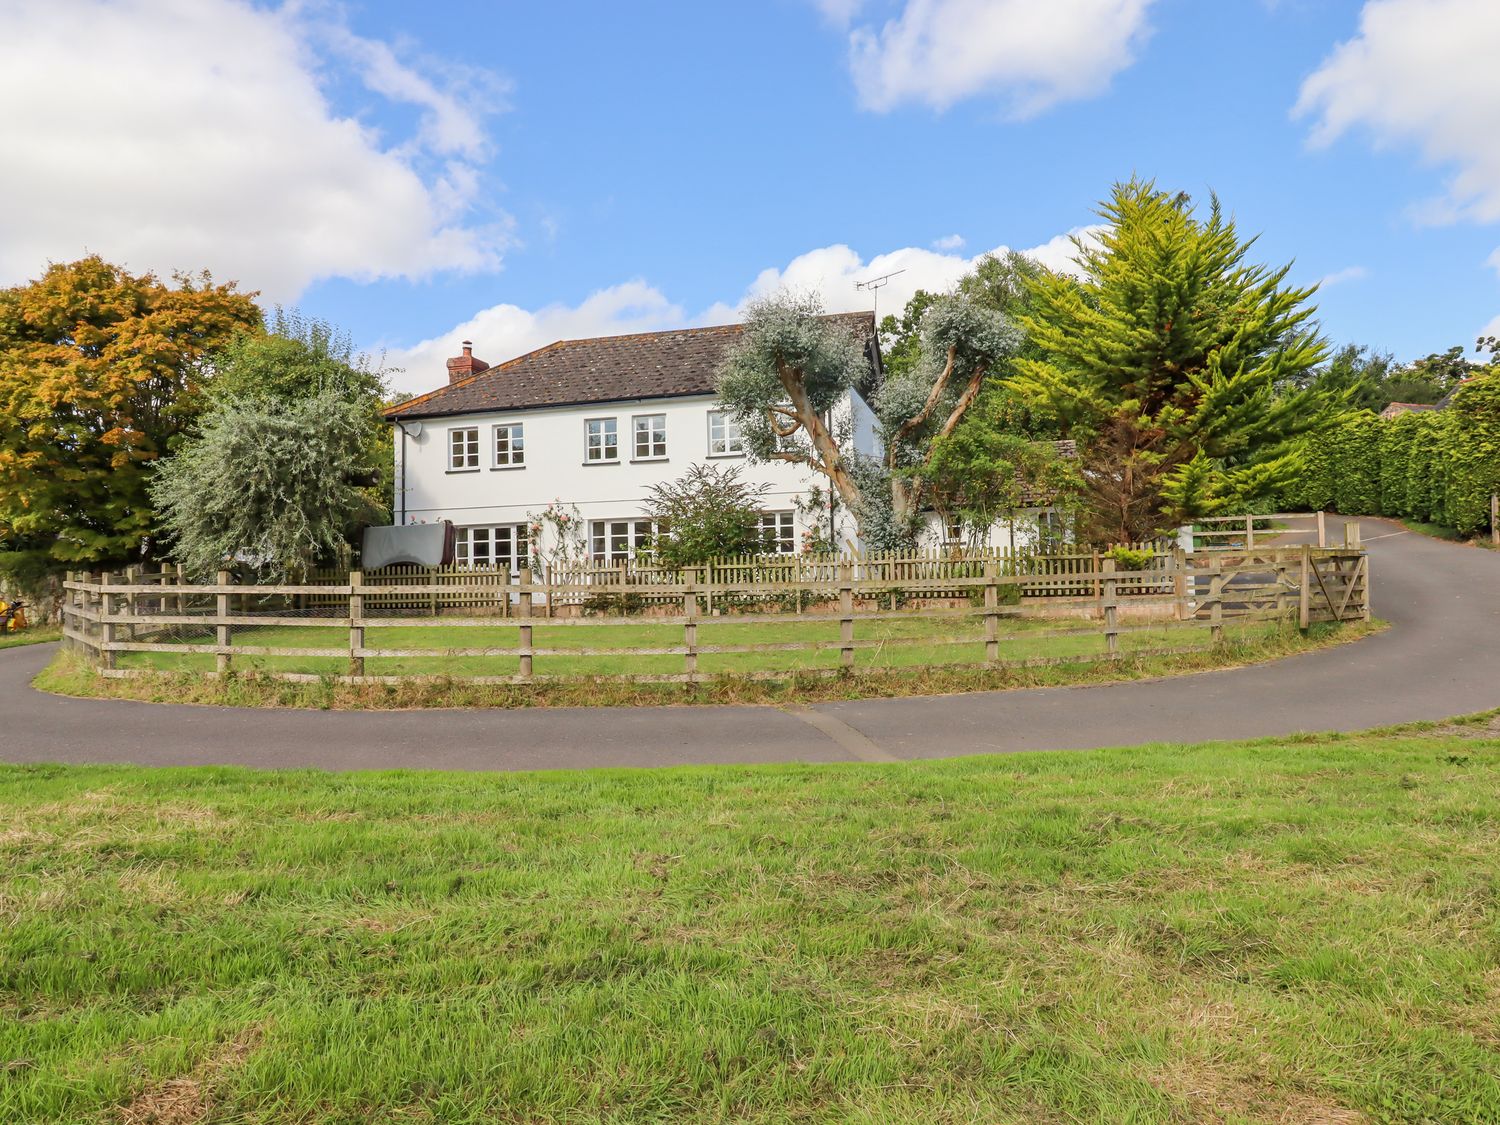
[[3, 0, 1498, 394]]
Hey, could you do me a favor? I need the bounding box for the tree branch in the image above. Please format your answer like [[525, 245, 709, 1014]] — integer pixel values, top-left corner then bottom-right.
[[773, 358, 862, 511], [765, 406, 803, 438], [934, 362, 988, 444], [892, 344, 958, 453]]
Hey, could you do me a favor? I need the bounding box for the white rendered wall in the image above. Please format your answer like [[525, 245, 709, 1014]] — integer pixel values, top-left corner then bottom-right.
[[393, 391, 877, 557], [917, 511, 1053, 553]]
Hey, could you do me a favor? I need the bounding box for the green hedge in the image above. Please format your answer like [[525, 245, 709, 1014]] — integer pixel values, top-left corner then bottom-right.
[[1276, 373, 1499, 537]]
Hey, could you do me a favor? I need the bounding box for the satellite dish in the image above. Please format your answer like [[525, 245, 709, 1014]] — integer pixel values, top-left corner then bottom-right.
[[402, 420, 423, 438]]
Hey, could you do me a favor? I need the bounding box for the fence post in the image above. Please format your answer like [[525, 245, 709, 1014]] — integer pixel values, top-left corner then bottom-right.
[[683, 566, 699, 679], [1362, 552, 1372, 622], [73, 573, 90, 658], [124, 565, 138, 627], [1245, 514, 1254, 551], [518, 566, 534, 681], [1274, 552, 1289, 619], [349, 570, 365, 677], [1345, 520, 1360, 549], [215, 569, 231, 675], [838, 561, 855, 672], [173, 564, 184, 618], [1172, 547, 1188, 621], [1209, 566, 1224, 645], [1492, 493, 1499, 547], [1298, 546, 1311, 631], [1316, 510, 1327, 549], [983, 557, 999, 665], [1101, 556, 1119, 657], [99, 571, 117, 671]]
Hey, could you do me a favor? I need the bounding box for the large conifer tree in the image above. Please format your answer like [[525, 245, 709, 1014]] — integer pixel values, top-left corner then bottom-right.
[[1012, 180, 1329, 543]]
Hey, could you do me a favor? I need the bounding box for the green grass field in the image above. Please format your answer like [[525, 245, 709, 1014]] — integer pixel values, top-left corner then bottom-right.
[[3, 720, 1497, 1123], [117, 613, 1276, 678]]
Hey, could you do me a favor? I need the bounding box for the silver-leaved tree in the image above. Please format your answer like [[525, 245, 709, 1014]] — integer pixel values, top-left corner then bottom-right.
[[715, 292, 1021, 549], [151, 391, 383, 581]]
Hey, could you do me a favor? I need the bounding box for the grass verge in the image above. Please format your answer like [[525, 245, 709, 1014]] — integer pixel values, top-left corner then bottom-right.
[[113, 614, 1284, 678], [1399, 518, 1497, 549], [1, 720, 1497, 1123], [0, 626, 60, 651], [36, 620, 1380, 709]]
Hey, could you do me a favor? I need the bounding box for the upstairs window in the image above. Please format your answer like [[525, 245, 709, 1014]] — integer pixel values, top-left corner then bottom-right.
[[759, 511, 796, 554], [633, 413, 667, 460], [493, 423, 525, 467], [707, 409, 743, 456], [449, 426, 480, 470], [585, 417, 618, 462]]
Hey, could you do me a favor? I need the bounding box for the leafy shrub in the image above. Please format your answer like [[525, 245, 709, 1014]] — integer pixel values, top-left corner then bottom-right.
[[1271, 371, 1498, 538], [643, 463, 771, 568], [581, 591, 648, 616], [1109, 547, 1155, 571]]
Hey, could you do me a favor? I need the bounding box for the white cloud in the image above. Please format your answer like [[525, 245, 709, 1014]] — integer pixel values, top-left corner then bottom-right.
[[1295, 0, 1500, 225], [812, 0, 867, 24], [931, 233, 966, 250], [0, 0, 508, 300], [844, 0, 1156, 117], [1315, 265, 1369, 288], [388, 227, 1106, 394], [387, 281, 685, 394]]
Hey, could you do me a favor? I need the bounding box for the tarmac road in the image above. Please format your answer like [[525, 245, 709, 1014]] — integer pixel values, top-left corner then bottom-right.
[[3, 516, 1496, 772]]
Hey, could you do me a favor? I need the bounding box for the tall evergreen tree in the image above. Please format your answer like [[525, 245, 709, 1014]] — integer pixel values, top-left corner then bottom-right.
[[1011, 180, 1329, 542]]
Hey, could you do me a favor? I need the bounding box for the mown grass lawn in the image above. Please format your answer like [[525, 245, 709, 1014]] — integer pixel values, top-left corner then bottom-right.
[[3, 722, 1498, 1123], [118, 613, 1276, 678]]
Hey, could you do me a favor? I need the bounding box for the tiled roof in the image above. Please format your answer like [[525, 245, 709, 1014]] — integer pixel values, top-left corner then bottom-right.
[[386, 312, 878, 420]]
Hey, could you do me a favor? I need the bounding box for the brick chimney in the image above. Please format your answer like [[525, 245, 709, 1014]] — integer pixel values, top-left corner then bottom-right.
[[446, 340, 490, 384]]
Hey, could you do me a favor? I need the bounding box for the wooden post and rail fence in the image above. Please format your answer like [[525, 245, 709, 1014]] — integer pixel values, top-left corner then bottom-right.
[[60, 525, 1370, 687]]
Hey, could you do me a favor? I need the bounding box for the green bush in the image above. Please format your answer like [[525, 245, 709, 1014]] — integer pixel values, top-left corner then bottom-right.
[[581, 591, 648, 616], [1108, 546, 1155, 571], [1441, 374, 1500, 536], [1272, 371, 1497, 538]]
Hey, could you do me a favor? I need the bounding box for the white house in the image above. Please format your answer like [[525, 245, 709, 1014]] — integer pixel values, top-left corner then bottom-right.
[[384, 313, 882, 571]]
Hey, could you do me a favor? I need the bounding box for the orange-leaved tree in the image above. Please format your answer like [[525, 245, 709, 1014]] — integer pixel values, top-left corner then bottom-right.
[[0, 256, 261, 568]]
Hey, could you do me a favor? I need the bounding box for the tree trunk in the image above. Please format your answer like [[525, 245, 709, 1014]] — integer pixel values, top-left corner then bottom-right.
[[775, 361, 862, 511]]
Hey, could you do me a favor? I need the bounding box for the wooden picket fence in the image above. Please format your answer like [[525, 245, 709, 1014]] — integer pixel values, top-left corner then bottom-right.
[[296, 540, 1178, 616], [61, 539, 1370, 686]]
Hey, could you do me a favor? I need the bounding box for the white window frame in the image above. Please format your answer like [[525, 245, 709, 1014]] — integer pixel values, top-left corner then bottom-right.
[[759, 510, 796, 554], [492, 422, 525, 469], [706, 409, 744, 457], [584, 417, 619, 463], [631, 413, 668, 461], [454, 524, 531, 573], [588, 518, 654, 564], [448, 426, 480, 471]]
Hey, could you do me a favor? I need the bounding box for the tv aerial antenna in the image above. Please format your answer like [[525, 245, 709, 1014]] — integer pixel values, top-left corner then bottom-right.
[[855, 268, 906, 323]]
